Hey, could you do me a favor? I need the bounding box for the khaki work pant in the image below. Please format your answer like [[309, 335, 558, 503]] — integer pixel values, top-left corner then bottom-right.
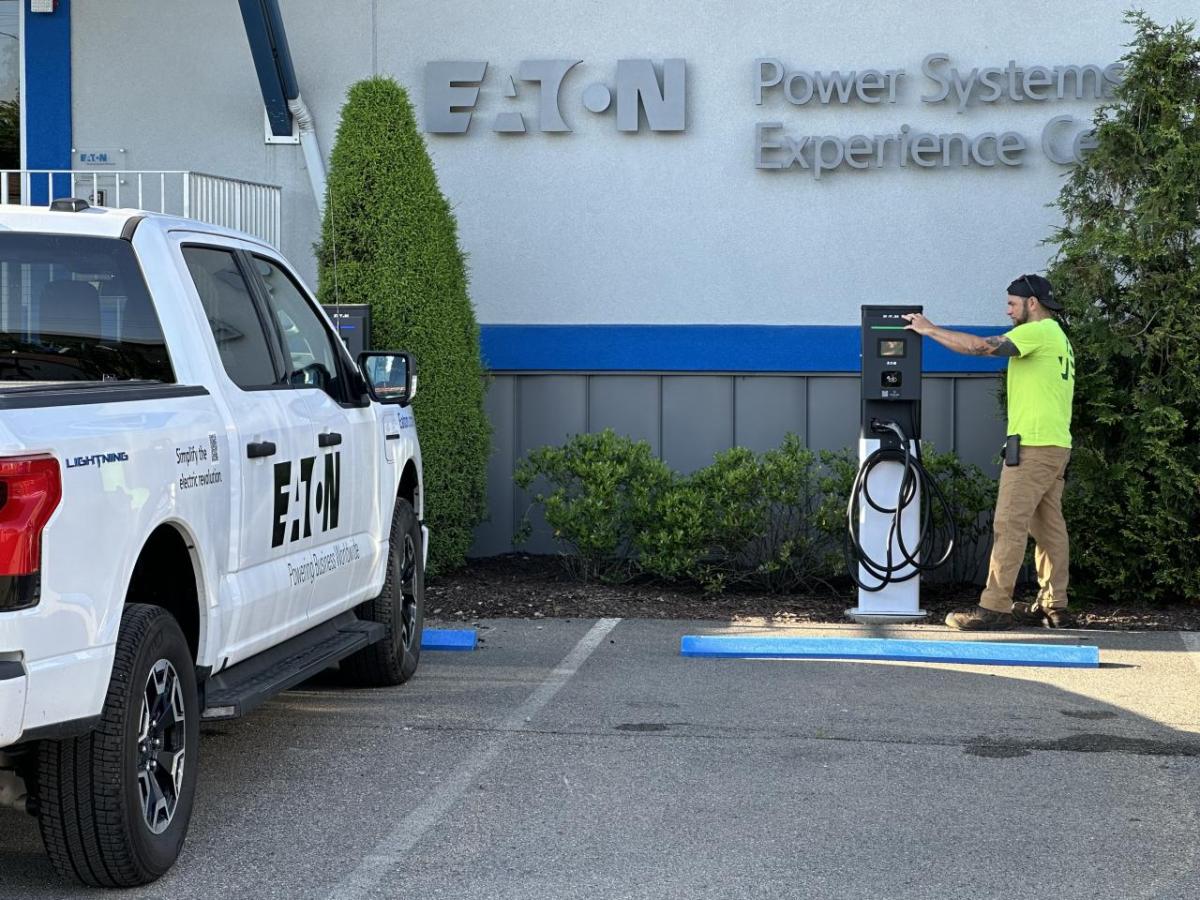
[[979, 445, 1072, 613]]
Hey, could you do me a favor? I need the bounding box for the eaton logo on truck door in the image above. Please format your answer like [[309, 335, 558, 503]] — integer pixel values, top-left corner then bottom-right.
[[272, 453, 341, 547]]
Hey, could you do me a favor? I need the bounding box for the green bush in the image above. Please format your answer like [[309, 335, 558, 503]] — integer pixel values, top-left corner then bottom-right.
[[316, 77, 491, 573], [516, 431, 999, 593], [1046, 13, 1200, 604], [919, 445, 997, 584], [637, 445, 782, 593], [0, 95, 18, 170], [633, 475, 713, 586], [514, 430, 672, 582], [631, 440, 855, 593], [683, 439, 850, 593]]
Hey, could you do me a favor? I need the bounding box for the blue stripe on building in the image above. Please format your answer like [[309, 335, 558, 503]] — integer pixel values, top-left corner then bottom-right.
[[23, 0, 73, 203], [479, 325, 1009, 373]]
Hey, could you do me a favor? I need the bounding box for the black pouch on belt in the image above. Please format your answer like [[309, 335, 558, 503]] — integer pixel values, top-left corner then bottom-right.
[[1004, 434, 1021, 467]]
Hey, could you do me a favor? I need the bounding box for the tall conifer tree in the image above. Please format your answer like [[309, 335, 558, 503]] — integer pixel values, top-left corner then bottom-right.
[[1049, 14, 1200, 603], [318, 77, 490, 572]]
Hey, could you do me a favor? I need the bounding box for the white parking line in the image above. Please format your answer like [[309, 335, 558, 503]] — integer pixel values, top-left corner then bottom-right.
[[1183, 633, 1200, 675], [329, 617, 622, 900]]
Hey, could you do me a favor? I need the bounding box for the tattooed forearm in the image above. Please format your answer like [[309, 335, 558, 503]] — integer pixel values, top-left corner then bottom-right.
[[974, 336, 1020, 357]]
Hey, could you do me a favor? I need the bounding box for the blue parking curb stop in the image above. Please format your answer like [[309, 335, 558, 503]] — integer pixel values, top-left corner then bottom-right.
[[680, 635, 1099, 668], [422, 628, 477, 651]]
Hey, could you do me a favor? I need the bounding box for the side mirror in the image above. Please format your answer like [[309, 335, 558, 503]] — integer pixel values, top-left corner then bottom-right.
[[358, 351, 417, 406]]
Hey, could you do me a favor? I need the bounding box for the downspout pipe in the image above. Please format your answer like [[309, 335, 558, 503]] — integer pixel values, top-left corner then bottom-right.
[[287, 95, 327, 220], [238, 0, 327, 219]]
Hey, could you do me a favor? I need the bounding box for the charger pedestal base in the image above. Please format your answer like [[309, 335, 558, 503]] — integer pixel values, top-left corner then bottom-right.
[[845, 435, 928, 625], [843, 610, 930, 625]]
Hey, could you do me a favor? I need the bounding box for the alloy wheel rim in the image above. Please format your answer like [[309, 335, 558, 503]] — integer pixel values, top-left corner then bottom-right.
[[399, 532, 418, 652], [136, 658, 187, 835]]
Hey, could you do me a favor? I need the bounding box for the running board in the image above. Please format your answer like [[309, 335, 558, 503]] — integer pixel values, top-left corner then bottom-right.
[[201, 613, 385, 720]]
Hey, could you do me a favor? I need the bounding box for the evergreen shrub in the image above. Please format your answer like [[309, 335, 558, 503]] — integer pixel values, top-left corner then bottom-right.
[[918, 446, 997, 584], [516, 431, 996, 593], [514, 430, 673, 582], [317, 77, 490, 573], [1047, 13, 1200, 604], [0, 96, 18, 169]]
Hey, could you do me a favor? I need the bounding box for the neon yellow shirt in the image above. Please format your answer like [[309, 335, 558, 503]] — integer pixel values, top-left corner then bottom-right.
[[1005, 318, 1074, 448]]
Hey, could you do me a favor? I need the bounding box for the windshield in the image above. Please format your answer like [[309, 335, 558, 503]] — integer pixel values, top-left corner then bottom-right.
[[0, 232, 175, 384]]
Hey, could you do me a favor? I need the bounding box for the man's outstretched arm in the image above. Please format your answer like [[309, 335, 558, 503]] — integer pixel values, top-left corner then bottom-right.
[[901, 313, 1019, 357]]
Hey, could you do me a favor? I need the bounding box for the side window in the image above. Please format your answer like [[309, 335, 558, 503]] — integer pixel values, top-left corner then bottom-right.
[[183, 247, 279, 389], [252, 256, 345, 402]]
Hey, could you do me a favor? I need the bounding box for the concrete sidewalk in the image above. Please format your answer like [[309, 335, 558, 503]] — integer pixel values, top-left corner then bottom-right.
[[1, 620, 1197, 899]]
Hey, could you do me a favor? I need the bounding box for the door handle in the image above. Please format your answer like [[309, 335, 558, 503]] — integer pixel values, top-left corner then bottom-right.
[[318, 432, 343, 448], [246, 441, 277, 459]]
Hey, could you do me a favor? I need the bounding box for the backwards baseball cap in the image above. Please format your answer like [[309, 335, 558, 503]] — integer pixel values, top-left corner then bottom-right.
[[1007, 273, 1063, 311]]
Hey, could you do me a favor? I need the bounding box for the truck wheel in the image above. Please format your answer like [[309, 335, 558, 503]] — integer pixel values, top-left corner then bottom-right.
[[36, 603, 199, 887], [343, 497, 425, 687]]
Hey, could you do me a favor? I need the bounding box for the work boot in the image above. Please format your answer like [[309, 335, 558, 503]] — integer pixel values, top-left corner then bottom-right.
[[1011, 600, 1044, 626], [945, 606, 1014, 631], [1042, 606, 1075, 628], [1012, 598, 1075, 629]]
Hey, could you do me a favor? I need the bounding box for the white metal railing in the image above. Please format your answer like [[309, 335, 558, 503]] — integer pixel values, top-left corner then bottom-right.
[[0, 170, 282, 247], [187, 172, 283, 249]]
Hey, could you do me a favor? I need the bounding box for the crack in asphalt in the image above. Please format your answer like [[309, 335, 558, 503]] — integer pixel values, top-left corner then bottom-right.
[[244, 720, 1200, 758], [963, 733, 1200, 758]]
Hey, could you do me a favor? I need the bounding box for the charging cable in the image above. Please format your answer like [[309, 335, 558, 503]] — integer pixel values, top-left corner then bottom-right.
[[845, 420, 956, 592]]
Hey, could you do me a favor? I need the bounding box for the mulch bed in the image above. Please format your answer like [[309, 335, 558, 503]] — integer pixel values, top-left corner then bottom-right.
[[426, 554, 1200, 631]]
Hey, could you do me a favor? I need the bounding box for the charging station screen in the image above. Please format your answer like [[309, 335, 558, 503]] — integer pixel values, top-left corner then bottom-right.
[[878, 338, 906, 358]]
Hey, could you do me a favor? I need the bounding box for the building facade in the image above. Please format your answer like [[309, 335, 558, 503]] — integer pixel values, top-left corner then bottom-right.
[[19, 0, 1191, 554]]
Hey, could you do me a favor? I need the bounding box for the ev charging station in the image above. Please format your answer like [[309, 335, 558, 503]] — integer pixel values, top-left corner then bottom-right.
[[681, 305, 1101, 665], [681, 307, 1102, 667], [845, 305, 954, 624]]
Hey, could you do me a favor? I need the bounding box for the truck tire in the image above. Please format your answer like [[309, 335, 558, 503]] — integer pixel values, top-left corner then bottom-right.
[[342, 497, 425, 687], [36, 603, 199, 887]]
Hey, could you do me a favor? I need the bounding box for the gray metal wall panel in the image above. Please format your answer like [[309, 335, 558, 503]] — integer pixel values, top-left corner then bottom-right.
[[588, 375, 661, 453], [805, 377, 861, 453], [468, 372, 1007, 557], [920, 377, 955, 454], [515, 375, 589, 453], [471, 376, 516, 556], [734, 376, 806, 452], [955, 377, 1005, 476], [513, 376, 589, 554], [662, 377, 734, 474]]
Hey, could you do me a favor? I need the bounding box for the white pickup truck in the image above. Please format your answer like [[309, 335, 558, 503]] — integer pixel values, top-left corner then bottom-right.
[[0, 200, 427, 886]]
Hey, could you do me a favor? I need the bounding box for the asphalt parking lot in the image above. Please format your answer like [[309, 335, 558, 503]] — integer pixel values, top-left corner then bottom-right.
[[2, 619, 1199, 900]]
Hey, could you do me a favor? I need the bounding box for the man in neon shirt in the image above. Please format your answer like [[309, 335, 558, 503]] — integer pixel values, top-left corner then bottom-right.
[[903, 274, 1075, 630]]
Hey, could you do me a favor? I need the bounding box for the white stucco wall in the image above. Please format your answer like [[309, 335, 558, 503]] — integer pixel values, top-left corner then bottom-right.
[[69, 0, 1192, 327]]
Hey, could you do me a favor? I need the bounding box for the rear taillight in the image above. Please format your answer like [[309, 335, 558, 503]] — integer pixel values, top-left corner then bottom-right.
[[0, 456, 62, 577]]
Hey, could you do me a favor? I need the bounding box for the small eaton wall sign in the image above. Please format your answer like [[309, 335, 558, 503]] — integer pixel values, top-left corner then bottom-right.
[[424, 59, 686, 134], [73, 148, 122, 168]]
